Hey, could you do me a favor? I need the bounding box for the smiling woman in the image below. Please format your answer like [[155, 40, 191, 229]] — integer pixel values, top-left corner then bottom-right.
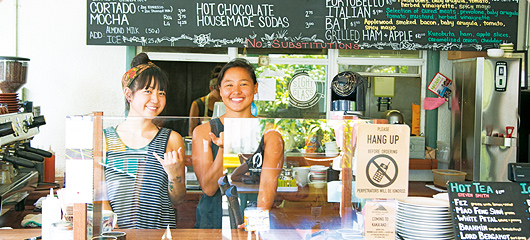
[[191, 58, 284, 229], [101, 53, 186, 229]]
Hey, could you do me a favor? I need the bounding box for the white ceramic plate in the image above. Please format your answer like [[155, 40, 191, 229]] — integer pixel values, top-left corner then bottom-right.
[[396, 211, 452, 221], [398, 197, 449, 208], [397, 205, 451, 216]]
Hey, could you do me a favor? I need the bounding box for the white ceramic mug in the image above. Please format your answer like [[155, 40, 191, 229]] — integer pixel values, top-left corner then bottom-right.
[[292, 167, 310, 187], [308, 165, 328, 186]]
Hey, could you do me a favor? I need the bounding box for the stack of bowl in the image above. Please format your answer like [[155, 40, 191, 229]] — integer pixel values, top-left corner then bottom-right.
[[0, 56, 29, 114], [500, 43, 514, 57]]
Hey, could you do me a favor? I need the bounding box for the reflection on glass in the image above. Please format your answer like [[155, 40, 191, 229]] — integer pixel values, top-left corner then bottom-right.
[[252, 55, 327, 119], [88, 115, 383, 239]]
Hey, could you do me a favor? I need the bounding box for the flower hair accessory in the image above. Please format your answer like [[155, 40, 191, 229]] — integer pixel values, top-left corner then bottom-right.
[[121, 62, 159, 89]]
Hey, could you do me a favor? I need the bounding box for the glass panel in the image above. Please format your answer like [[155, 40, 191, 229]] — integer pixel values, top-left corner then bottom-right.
[[339, 49, 420, 58], [82, 116, 374, 238], [253, 55, 328, 119], [339, 64, 419, 74]]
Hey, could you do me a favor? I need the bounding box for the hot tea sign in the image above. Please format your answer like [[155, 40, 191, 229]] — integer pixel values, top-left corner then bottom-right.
[[356, 124, 410, 199]]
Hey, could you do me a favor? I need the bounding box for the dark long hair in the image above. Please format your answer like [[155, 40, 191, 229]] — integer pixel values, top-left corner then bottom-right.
[[217, 58, 257, 87]]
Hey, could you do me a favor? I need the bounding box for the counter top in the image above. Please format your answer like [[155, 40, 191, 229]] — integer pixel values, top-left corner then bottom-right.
[[0, 228, 305, 240]]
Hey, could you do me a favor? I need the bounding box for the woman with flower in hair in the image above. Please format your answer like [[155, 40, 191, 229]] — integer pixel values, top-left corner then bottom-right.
[[102, 53, 186, 229]]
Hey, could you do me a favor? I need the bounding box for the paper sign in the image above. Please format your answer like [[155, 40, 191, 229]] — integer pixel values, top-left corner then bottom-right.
[[428, 72, 453, 101], [364, 200, 397, 240], [255, 78, 276, 101], [356, 124, 410, 199], [64, 115, 94, 203]]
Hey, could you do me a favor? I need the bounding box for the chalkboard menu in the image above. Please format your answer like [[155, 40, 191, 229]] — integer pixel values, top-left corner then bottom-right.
[[86, 0, 519, 51], [448, 182, 530, 240]]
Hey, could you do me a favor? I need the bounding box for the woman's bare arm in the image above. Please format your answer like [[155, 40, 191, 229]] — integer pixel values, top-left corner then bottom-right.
[[256, 130, 284, 210], [191, 123, 225, 196]]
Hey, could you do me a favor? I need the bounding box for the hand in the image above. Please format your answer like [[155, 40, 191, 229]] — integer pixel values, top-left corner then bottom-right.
[[153, 147, 184, 179], [209, 131, 224, 148]]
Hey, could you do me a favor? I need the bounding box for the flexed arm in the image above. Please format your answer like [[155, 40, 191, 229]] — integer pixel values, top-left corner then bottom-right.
[[192, 124, 225, 196]]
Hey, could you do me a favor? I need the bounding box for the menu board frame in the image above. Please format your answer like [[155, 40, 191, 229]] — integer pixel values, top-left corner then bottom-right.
[[86, 0, 519, 51], [447, 181, 530, 240]]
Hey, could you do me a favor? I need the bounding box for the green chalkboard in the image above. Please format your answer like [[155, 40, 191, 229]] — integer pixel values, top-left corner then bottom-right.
[[447, 181, 530, 240], [86, 0, 519, 51]]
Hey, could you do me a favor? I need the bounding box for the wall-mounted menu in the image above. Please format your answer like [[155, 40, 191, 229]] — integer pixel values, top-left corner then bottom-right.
[[86, 0, 519, 51], [448, 182, 530, 240]]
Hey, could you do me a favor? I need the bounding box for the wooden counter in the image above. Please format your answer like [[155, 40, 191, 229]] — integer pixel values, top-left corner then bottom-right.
[[0, 228, 303, 240], [183, 154, 438, 170]]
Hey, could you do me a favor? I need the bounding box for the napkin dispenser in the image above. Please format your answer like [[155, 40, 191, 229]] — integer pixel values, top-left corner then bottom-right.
[[508, 163, 530, 182]]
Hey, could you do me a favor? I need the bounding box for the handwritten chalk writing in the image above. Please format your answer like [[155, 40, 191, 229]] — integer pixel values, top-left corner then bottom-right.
[[106, 26, 124, 34], [89, 2, 136, 14], [473, 183, 494, 193], [457, 20, 479, 27], [457, 215, 478, 222], [473, 207, 488, 215], [475, 193, 490, 198], [456, 207, 473, 214], [249, 39, 359, 49], [362, 30, 383, 41], [483, 21, 504, 26], [479, 215, 498, 222], [106, 35, 122, 44], [126, 27, 139, 34], [454, 199, 468, 206], [489, 208, 504, 215], [87, 0, 518, 50], [325, 29, 361, 41], [477, 232, 510, 239], [450, 182, 472, 193], [196, 15, 255, 27], [396, 19, 417, 25], [258, 16, 289, 28], [90, 13, 130, 25], [440, 19, 455, 27], [460, 232, 478, 239], [459, 223, 489, 231]]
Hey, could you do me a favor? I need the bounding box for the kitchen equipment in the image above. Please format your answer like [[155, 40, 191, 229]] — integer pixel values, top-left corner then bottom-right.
[[0, 56, 29, 93], [381, 110, 404, 124], [0, 112, 48, 215], [507, 163, 530, 182], [330, 71, 367, 114], [452, 57, 521, 181]]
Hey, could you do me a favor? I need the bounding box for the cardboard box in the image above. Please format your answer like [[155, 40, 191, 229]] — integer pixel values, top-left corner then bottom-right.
[[410, 136, 425, 159]]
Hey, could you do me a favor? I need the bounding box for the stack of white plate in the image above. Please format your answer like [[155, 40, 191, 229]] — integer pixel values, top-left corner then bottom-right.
[[395, 197, 454, 240]]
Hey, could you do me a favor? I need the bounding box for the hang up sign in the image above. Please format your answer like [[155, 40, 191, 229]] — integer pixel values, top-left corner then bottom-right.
[[356, 124, 410, 199]]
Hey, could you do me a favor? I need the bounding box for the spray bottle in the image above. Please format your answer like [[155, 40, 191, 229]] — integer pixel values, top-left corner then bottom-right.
[[41, 188, 61, 240]]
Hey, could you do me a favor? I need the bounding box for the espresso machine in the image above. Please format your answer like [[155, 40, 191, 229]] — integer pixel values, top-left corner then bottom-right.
[[0, 57, 50, 215]]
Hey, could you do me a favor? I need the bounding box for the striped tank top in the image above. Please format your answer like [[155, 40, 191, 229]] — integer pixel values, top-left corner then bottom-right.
[[104, 127, 176, 229]]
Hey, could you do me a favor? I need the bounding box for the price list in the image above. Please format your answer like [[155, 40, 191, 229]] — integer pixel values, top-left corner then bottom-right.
[[86, 0, 519, 50], [448, 182, 530, 240]]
